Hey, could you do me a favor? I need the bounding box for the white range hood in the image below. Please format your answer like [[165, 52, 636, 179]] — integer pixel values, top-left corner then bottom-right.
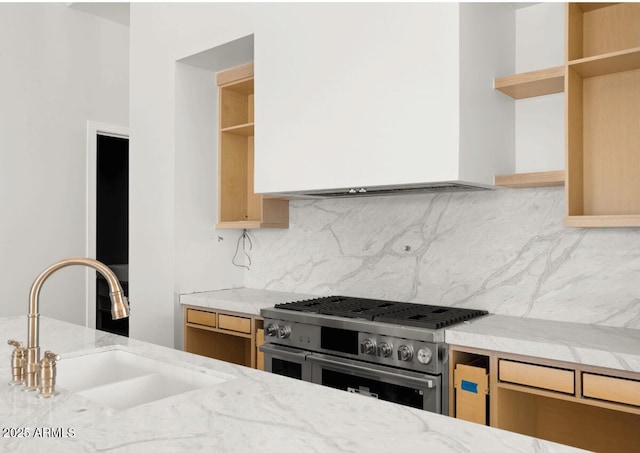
[[254, 3, 515, 196]]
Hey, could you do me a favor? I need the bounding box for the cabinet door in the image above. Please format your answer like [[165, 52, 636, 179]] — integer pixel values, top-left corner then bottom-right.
[[254, 3, 461, 193]]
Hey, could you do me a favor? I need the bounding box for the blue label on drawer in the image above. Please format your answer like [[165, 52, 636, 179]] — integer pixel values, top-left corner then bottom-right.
[[461, 380, 478, 394]]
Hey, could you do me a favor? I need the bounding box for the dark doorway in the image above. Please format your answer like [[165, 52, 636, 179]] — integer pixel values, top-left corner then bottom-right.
[[96, 134, 129, 336]]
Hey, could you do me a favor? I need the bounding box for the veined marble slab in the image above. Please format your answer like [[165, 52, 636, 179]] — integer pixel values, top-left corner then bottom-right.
[[1, 316, 586, 453], [446, 314, 640, 373], [246, 188, 640, 330], [0, 316, 582, 453], [179, 288, 315, 315]]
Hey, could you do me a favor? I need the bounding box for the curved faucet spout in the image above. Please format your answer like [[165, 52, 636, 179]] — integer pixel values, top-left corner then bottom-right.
[[24, 258, 130, 390]]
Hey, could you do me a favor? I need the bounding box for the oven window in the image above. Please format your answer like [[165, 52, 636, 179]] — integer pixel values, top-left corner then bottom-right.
[[321, 369, 424, 410], [272, 358, 302, 380]]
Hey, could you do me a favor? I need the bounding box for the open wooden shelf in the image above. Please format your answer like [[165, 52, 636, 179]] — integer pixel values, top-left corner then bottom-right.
[[216, 218, 289, 230], [495, 171, 565, 189], [494, 66, 565, 99], [569, 46, 640, 78], [221, 122, 255, 136]]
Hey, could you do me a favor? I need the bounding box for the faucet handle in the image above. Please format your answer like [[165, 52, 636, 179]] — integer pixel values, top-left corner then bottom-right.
[[8, 339, 23, 348], [36, 351, 60, 398], [43, 351, 61, 362], [7, 340, 26, 386]]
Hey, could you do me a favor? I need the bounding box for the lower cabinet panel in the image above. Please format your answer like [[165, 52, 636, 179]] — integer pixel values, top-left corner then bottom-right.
[[450, 346, 640, 453], [496, 387, 640, 453], [184, 326, 251, 367]]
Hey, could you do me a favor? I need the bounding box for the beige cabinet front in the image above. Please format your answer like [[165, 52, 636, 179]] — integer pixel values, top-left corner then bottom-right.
[[184, 306, 263, 369], [450, 346, 640, 453]]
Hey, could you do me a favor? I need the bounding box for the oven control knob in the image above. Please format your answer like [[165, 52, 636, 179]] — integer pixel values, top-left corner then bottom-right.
[[417, 348, 433, 365], [277, 325, 291, 339], [265, 324, 278, 337], [378, 342, 393, 358], [360, 339, 376, 355], [397, 345, 413, 361]]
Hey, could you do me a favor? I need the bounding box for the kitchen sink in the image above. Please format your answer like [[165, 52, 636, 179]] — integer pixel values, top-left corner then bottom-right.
[[56, 347, 233, 410]]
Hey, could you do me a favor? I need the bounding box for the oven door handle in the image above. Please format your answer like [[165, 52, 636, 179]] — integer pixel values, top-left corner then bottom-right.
[[306, 354, 436, 388], [259, 343, 310, 361]]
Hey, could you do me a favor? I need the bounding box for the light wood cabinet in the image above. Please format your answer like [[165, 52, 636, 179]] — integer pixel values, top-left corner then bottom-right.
[[216, 63, 288, 229], [565, 3, 640, 227], [184, 306, 264, 369], [449, 346, 640, 453]]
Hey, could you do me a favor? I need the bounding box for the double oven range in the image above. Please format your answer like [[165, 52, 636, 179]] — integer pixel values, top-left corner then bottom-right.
[[260, 296, 488, 415]]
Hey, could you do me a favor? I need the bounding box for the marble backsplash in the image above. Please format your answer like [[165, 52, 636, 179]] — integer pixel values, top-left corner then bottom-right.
[[245, 187, 640, 330]]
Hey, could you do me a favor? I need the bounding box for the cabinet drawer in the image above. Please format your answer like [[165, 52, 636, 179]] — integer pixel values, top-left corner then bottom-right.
[[583, 373, 640, 407], [186, 309, 216, 328], [218, 314, 251, 334], [499, 359, 575, 394]]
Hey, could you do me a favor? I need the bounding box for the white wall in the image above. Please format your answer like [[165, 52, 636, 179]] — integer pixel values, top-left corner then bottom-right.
[[0, 4, 128, 324], [129, 3, 255, 346], [459, 2, 515, 182], [514, 3, 565, 173]]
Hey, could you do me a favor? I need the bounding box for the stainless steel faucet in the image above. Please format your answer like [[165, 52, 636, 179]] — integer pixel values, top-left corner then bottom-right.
[[8, 258, 129, 397]]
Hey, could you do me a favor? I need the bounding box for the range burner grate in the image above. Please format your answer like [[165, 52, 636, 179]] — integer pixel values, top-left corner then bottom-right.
[[374, 305, 488, 329], [275, 296, 413, 320], [274, 296, 488, 328]]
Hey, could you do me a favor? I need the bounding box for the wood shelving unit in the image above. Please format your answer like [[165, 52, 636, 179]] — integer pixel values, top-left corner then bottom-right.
[[494, 66, 565, 99], [216, 63, 289, 229], [565, 2, 640, 228]]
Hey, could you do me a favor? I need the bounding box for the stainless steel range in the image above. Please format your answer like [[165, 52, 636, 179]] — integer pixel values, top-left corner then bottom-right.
[[260, 296, 488, 415]]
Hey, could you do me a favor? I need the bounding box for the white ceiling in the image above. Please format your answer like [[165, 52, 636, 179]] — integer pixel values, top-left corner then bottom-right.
[[67, 2, 130, 26], [65, 2, 540, 28]]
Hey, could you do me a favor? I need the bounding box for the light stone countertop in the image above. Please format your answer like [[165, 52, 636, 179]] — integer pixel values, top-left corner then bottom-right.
[[181, 288, 640, 374], [179, 288, 315, 316], [446, 314, 640, 373], [0, 316, 586, 453]]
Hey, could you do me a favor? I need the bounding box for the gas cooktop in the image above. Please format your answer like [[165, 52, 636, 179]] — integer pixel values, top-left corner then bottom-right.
[[273, 296, 488, 330]]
